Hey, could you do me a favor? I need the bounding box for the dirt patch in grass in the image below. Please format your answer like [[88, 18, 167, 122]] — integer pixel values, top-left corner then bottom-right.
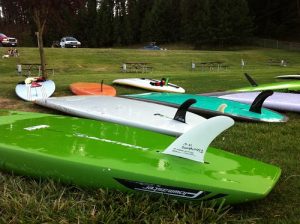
[[0, 97, 65, 115], [90, 66, 109, 72], [0, 97, 37, 111], [0, 98, 22, 109]]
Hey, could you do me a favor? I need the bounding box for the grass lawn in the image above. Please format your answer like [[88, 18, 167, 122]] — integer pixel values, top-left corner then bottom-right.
[[0, 47, 300, 223]]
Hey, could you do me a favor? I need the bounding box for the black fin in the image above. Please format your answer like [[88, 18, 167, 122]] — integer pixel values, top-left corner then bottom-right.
[[249, 90, 273, 114], [244, 73, 258, 87], [173, 99, 197, 123], [100, 80, 103, 92]]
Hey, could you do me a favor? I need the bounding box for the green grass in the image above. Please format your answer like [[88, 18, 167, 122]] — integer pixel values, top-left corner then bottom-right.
[[0, 47, 300, 223]]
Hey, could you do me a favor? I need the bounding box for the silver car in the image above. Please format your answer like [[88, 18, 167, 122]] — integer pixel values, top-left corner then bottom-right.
[[60, 37, 81, 48]]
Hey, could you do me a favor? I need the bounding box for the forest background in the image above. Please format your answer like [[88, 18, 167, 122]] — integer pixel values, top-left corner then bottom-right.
[[1, 0, 300, 48]]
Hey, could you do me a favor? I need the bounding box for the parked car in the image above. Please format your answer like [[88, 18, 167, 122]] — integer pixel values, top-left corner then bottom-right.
[[60, 37, 81, 48], [143, 45, 161, 50], [143, 42, 161, 50], [0, 33, 18, 47]]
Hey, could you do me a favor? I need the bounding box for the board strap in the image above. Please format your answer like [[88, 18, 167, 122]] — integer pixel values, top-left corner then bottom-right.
[[249, 90, 273, 114], [244, 73, 258, 87], [162, 116, 234, 163], [173, 98, 196, 123], [143, 78, 180, 88]]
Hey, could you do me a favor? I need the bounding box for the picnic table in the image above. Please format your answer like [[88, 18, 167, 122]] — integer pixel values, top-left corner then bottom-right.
[[267, 59, 288, 67], [17, 63, 54, 76], [121, 62, 152, 73], [192, 61, 228, 71]]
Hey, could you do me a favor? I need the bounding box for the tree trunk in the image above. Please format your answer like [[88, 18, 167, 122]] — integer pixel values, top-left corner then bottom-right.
[[33, 9, 47, 79], [37, 31, 47, 79]]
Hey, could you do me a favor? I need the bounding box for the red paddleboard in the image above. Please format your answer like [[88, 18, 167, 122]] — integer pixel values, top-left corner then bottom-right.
[[70, 82, 116, 96]]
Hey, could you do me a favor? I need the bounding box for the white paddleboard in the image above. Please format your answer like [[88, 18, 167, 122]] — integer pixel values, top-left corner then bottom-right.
[[202, 91, 300, 113], [276, 74, 300, 79], [35, 95, 205, 136], [113, 78, 185, 93], [16, 79, 55, 101]]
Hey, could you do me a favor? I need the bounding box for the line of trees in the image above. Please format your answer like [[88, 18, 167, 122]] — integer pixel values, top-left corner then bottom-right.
[[0, 0, 299, 48]]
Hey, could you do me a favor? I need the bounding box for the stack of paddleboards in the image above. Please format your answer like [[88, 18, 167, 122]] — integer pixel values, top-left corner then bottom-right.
[[199, 73, 300, 113], [0, 110, 281, 204], [15, 77, 55, 101]]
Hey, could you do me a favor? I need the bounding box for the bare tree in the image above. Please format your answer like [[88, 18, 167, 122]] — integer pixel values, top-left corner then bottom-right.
[[20, 0, 85, 79], [32, 6, 48, 78]]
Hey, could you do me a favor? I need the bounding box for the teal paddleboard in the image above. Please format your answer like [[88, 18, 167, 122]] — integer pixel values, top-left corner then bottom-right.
[[0, 110, 281, 204], [123, 92, 287, 123], [230, 73, 300, 92]]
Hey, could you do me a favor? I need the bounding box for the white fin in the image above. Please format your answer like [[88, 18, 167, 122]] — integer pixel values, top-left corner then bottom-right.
[[162, 116, 234, 163]]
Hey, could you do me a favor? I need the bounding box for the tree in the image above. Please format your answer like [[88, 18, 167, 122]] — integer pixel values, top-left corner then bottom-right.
[[86, 0, 98, 47], [16, 0, 85, 78], [97, 0, 114, 46], [247, 0, 300, 40], [229, 0, 253, 43], [126, 0, 139, 44], [137, 0, 155, 43], [0, 0, 30, 42], [141, 0, 181, 43], [113, 0, 133, 46], [208, 0, 253, 46], [181, 0, 210, 46]]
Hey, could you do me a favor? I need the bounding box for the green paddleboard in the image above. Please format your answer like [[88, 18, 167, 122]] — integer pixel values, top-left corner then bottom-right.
[[0, 110, 281, 204], [230, 73, 300, 92], [123, 92, 287, 123]]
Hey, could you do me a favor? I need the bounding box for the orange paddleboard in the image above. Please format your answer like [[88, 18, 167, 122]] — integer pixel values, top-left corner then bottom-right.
[[70, 82, 116, 96]]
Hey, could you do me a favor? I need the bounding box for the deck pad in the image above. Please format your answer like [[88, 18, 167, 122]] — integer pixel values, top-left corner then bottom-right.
[[0, 110, 281, 204]]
